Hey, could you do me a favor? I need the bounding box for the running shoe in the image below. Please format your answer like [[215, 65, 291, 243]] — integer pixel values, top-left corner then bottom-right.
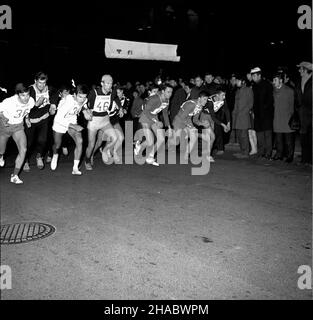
[[50, 154, 59, 170], [0, 156, 4, 167], [72, 169, 82, 175], [206, 155, 215, 162], [10, 174, 23, 184], [146, 157, 159, 166], [85, 162, 93, 170]]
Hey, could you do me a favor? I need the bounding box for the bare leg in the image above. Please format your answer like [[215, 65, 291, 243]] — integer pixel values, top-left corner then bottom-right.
[[102, 128, 118, 153], [185, 128, 198, 159], [92, 130, 104, 156], [248, 129, 257, 155], [52, 131, 64, 154], [68, 128, 83, 174], [137, 124, 155, 160], [113, 123, 124, 155], [201, 127, 215, 157], [150, 123, 165, 159], [0, 134, 9, 156], [85, 129, 97, 163], [68, 128, 83, 161], [11, 130, 27, 175]]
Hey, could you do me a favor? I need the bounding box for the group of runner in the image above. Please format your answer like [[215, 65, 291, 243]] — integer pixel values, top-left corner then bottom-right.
[[0, 72, 227, 184]]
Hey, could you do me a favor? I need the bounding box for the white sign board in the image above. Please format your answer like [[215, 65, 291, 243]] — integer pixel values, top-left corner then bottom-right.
[[105, 38, 180, 62]]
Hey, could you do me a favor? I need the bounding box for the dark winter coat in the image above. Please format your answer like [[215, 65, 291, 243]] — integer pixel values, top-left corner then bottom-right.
[[273, 84, 294, 133], [295, 76, 312, 134], [252, 79, 274, 132], [232, 86, 253, 130]]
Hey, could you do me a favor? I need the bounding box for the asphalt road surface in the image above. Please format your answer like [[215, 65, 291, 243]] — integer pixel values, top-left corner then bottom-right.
[[0, 146, 312, 300]]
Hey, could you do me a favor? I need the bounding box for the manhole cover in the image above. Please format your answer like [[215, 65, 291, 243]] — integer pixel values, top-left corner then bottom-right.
[[0, 222, 55, 244]]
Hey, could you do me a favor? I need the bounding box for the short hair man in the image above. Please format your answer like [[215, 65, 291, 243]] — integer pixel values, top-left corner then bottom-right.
[[50, 84, 92, 175], [272, 73, 295, 163], [0, 83, 35, 183], [295, 61, 312, 165], [250, 67, 274, 160], [24, 72, 57, 171]]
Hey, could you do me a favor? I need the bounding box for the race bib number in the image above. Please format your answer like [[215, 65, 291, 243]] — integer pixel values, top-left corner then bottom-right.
[[14, 108, 29, 119], [64, 101, 86, 118], [94, 95, 111, 113], [151, 102, 168, 115], [36, 91, 50, 108], [64, 107, 79, 118]]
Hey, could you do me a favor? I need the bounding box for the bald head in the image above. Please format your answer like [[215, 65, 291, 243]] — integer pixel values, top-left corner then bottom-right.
[[101, 74, 113, 93]]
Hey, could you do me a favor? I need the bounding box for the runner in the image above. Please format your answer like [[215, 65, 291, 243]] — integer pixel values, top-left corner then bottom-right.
[[134, 83, 173, 166], [23, 72, 57, 171], [193, 88, 229, 162], [172, 90, 210, 160], [84, 74, 118, 170], [46, 83, 72, 163], [133, 84, 159, 156], [0, 83, 35, 184], [50, 84, 92, 175], [105, 85, 130, 162]]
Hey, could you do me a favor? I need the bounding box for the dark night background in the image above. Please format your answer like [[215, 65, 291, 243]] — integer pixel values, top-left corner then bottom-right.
[[0, 0, 312, 90]]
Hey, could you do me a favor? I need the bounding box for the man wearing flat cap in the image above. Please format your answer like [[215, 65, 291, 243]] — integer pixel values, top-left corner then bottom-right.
[[295, 61, 312, 165]]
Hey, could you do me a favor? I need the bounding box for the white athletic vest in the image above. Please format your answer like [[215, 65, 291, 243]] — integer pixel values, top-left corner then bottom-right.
[[32, 84, 50, 108]]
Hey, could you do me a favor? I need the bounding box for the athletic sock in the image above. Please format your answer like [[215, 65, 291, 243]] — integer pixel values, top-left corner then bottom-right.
[[73, 160, 79, 170]]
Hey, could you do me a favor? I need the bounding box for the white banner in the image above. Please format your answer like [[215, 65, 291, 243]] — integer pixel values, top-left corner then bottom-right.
[[105, 38, 180, 62]]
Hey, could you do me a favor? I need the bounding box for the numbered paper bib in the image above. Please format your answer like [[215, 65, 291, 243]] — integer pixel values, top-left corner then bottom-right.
[[13, 107, 30, 119], [94, 95, 111, 113], [64, 99, 86, 119], [13, 101, 33, 120], [33, 85, 50, 108]]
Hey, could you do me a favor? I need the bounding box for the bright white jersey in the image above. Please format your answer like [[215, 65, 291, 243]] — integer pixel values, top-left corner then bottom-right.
[[54, 95, 87, 125], [32, 84, 50, 107], [0, 95, 35, 124]]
